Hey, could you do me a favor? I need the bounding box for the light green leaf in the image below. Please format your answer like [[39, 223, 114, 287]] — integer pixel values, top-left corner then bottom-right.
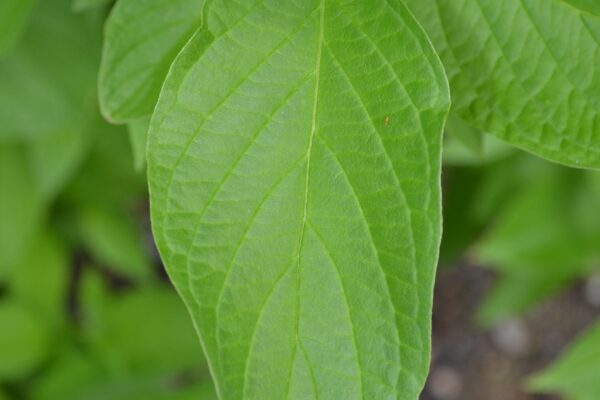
[[0, 0, 35, 55], [78, 206, 152, 281], [99, 0, 203, 122], [0, 301, 50, 380], [127, 118, 150, 171], [529, 319, 600, 400], [148, 1, 450, 398], [405, 0, 600, 169]]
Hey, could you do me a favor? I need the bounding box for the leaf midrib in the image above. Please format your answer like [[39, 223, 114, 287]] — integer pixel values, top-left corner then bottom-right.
[[288, 0, 326, 398]]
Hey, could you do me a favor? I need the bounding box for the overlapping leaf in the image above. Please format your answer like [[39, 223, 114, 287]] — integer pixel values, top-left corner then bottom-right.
[[148, 0, 450, 398], [99, 0, 204, 122], [405, 0, 600, 169]]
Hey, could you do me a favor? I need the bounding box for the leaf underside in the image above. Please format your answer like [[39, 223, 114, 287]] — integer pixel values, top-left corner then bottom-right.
[[148, 0, 449, 399], [405, 0, 600, 169]]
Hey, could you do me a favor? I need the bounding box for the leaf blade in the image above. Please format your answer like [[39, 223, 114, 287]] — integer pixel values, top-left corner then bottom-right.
[[148, 1, 449, 399]]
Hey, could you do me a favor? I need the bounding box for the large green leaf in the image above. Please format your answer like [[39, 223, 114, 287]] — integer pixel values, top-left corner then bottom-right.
[[529, 320, 600, 400], [0, 0, 35, 55], [405, 0, 600, 169], [99, 0, 204, 122], [148, 0, 450, 398]]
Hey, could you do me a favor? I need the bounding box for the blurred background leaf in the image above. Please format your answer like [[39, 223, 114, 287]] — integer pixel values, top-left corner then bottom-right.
[[0, 0, 35, 56], [0, 1, 215, 398], [529, 320, 600, 400]]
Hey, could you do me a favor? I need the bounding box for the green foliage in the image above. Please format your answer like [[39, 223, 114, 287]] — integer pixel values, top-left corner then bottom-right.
[[9, 233, 70, 327], [1, 0, 600, 399], [442, 115, 514, 166], [406, 0, 600, 169], [473, 157, 600, 324], [146, 1, 449, 398], [72, 0, 112, 12], [0, 0, 35, 55], [0, 301, 50, 380], [0, 0, 216, 398], [529, 320, 600, 400], [77, 205, 152, 281], [127, 118, 150, 171], [561, 0, 600, 16]]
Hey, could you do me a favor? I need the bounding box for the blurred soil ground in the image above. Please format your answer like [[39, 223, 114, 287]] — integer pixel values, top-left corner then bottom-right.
[[422, 264, 600, 400]]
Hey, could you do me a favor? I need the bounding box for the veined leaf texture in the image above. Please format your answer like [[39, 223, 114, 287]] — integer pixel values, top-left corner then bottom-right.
[[146, 0, 449, 398], [405, 0, 600, 169]]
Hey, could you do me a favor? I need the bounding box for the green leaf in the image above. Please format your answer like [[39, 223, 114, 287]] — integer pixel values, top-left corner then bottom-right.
[[72, 0, 111, 12], [529, 319, 600, 400], [85, 286, 206, 375], [29, 349, 104, 400], [405, 0, 600, 169], [0, 144, 44, 277], [27, 123, 92, 201], [148, 1, 450, 398], [78, 206, 152, 281], [10, 232, 70, 327], [0, 0, 101, 141], [443, 114, 513, 166], [0, 301, 50, 380], [99, 0, 204, 122], [561, 0, 600, 17], [0, 0, 35, 55], [127, 118, 150, 171], [62, 120, 146, 211], [475, 160, 600, 325]]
